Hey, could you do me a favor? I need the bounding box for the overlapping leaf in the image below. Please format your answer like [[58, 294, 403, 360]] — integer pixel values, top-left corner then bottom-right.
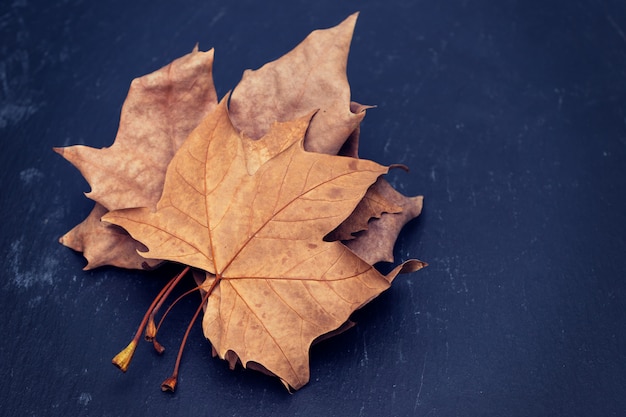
[[56, 15, 421, 270], [104, 99, 424, 389], [56, 46, 218, 211], [228, 13, 423, 264], [55, 47, 218, 269], [326, 177, 403, 242], [229, 13, 364, 155], [342, 180, 423, 264], [56, 14, 426, 391]]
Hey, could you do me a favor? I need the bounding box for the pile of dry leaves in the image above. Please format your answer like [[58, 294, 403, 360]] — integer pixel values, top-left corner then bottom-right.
[[55, 13, 425, 392]]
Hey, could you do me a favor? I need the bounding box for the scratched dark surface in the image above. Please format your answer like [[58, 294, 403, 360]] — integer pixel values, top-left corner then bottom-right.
[[2, 0, 626, 416]]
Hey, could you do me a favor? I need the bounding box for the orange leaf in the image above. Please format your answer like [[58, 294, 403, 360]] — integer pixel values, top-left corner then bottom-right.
[[103, 98, 424, 390]]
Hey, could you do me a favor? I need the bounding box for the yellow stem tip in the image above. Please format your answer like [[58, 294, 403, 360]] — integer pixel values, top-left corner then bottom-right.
[[112, 340, 138, 373]]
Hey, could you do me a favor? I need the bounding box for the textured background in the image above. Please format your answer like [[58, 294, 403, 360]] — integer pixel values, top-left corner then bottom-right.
[[2, 0, 625, 416]]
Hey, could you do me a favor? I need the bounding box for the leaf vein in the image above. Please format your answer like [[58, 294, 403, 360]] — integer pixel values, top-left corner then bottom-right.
[[229, 281, 301, 384]]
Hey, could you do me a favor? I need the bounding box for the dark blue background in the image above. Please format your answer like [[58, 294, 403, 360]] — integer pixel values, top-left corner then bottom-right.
[[2, 0, 625, 416]]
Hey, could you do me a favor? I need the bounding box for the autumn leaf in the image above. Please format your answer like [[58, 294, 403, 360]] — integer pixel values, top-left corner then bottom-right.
[[55, 46, 218, 269], [57, 14, 426, 392], [228, 14, 423, 263], [103, 98, 424, 390], [57, 14, 421, 271], [229, 13, 364, 156], [55, 46, 217, 211]]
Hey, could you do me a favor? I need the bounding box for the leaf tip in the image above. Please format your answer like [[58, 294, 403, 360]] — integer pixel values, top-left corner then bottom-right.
[[384, 259, 427, 283], [82, 263, 95, 271], [347, 11, 360, 23], [340, 11, 360, 33], [389, 163, 410, 173], [399, 259, 428, 274]]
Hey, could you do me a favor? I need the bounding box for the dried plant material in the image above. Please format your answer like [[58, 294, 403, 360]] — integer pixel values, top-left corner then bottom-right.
[[230, 13, 365, 155], [328, 103, 423, 264], [228, 17, 422, 259], [56, 13, 426, 392], [55, 47, 217, 211], [336, 102, 370, 158], [55, 47, 217, 269], [104, 99, 425, 390], [326, 177, 403, 242], [343, 182, 424, 264], [60, 203, 161, 270]]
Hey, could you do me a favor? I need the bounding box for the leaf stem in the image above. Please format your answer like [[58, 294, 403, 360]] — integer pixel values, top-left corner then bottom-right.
[[145, 266, 192, 352], [161, 275, 220, 392], [151, 285, 202, 353], [112, 266, 190, 372]]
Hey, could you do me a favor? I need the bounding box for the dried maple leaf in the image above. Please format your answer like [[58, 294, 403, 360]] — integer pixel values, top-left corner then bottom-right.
[[103, 98, 424, 390], [228, 15, 423, 264], [57, 15, 421, 270], [55, 46, 217, 269], [56, 46, 218, 211], [56, 14, 426, 392], [229, 13, 364, 156]]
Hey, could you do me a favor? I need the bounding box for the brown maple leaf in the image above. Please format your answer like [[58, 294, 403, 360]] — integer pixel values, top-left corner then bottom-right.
[[55, 46, 218, 269], [103, 98, 424, 390], [229, 13, 364, 156], [56, 46, 218, 211], [228, 14, 423, 264], [57, 15, 421, 270]]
